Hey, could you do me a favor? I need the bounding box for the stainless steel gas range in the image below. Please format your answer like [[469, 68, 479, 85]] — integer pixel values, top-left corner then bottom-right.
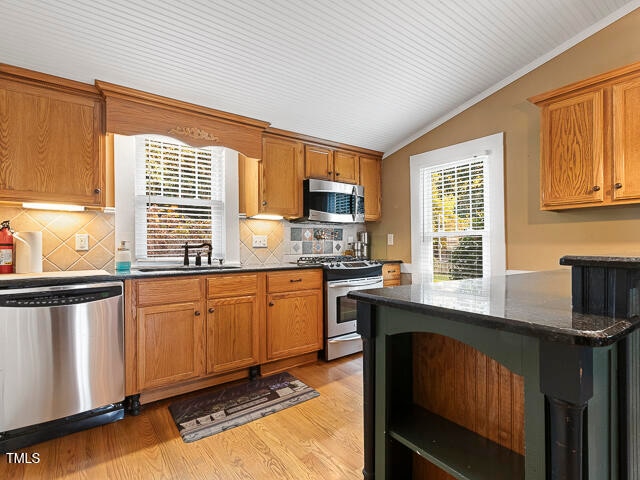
[[296, 256, 383, 360]]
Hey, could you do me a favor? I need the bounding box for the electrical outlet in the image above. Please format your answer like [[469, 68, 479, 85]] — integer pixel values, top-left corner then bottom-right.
[[387, 233, 394, 246], [252, 235, 268, 248], [75, 233, 89, 251]]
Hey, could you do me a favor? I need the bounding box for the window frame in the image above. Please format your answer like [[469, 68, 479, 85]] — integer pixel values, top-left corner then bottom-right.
[[409, 132, 505, 282], [114, 134, 240, 265]]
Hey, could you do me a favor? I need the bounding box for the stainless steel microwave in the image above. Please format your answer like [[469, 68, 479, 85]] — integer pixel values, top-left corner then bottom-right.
[[299, 179, 365, 223]]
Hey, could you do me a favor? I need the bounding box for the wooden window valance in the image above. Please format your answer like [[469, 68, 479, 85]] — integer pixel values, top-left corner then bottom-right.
[[95, 80, 269, 158]]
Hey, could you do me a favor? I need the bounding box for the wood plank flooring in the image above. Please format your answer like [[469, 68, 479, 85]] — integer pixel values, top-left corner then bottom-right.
[[1, 355, 364, 480]]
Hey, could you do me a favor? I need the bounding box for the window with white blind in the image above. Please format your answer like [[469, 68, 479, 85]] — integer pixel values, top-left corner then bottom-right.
[[410, 133, 505, 282], [134, 136, 225, 259]]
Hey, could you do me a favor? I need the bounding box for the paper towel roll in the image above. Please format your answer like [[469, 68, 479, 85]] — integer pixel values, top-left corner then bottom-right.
[[14, 231, 43, 274]]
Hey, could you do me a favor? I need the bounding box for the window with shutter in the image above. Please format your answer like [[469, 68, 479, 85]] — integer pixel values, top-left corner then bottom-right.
[[410, 133, 505, 282], [134, 136, 226, 260]]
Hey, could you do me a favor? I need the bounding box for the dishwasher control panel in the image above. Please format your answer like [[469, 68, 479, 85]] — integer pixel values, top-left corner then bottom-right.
[[0, 284, 122, 307]]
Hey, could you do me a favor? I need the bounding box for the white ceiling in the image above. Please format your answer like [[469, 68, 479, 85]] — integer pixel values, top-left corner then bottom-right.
[[1, 1, 638, 156]]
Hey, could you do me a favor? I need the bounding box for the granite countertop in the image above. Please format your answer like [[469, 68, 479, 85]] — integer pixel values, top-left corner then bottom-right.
[[0, 263, 322, 289], [560, 255, 640, 268], [349, 269, 640, 347]]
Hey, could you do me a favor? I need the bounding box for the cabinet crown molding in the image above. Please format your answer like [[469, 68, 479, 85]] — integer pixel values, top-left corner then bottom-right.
[[528, 59, 640, 105]]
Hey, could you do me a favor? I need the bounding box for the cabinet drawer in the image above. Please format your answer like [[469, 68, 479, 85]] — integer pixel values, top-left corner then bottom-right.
[[267, 269, 322, 293], [382, 263, 401, 280], [207, 274, 258, 298], [136, 277, 202, 306]]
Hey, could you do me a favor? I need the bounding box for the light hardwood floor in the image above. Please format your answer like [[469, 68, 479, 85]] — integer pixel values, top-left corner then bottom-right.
[[1, 355, 364, 480]]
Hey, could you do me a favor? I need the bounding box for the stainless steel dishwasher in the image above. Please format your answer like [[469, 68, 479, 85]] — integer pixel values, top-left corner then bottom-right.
[[0, 281, 125, 452]]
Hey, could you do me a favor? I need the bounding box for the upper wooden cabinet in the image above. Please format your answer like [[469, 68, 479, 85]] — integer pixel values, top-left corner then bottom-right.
[[0, 64, 106, 206], [333, 150, 359, 184], [612, 75, 640, 201], [304, 145, 333, 181], [529, 61, 640, 210], [304, 144, 359, 184], [240, 136, 303, 219], [359, 155, 382, 221]]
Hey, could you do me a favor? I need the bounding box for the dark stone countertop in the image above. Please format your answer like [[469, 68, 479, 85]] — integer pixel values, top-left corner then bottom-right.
[[560, 255, 640, 268], [0, 263, 322, 290], [348, 269, 640, 347]]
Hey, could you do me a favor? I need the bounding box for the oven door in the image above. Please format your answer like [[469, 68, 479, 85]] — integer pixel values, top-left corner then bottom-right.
[[325, 276, 384, 339]]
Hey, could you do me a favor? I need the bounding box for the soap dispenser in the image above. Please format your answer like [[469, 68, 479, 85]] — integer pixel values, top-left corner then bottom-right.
[[115, 241, 131, 272]]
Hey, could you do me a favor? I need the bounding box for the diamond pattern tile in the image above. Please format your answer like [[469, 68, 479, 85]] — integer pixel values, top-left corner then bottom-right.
[[0, 206, 115, 272]]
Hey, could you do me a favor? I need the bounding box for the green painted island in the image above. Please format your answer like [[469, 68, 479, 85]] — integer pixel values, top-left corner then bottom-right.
[[350, 265, 640, 480]]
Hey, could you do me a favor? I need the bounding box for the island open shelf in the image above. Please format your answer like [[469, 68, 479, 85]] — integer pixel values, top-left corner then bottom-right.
[[389, 404, 524, 480]]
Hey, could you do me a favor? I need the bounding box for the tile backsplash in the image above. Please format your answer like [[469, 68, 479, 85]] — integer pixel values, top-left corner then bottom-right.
[[240, 219, 365, 265], [0, 206, 364, 273], [0, 206, 115, 272]]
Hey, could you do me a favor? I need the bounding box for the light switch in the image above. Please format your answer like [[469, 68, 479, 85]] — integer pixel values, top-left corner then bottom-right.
[[75, 233, 89, 251], [252, 235, 268, 248]]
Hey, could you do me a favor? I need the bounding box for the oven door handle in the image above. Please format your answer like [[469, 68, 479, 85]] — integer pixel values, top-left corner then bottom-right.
[[327, 278, 383, 288]]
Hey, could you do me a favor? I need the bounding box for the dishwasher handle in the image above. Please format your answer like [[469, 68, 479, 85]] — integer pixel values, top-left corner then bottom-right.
[[0, 282, 123, 308]]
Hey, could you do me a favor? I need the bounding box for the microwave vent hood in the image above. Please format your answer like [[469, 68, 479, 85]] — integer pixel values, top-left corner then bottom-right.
[[293, 179, 365, 224]]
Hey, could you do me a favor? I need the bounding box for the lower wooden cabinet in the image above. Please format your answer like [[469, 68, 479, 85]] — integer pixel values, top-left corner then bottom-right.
[[266, 289, 323, 360], [265, 270, 323, 361], [206, 274, 261, 374], [125, 268, 323, 403], [137, 301, 205, 390]]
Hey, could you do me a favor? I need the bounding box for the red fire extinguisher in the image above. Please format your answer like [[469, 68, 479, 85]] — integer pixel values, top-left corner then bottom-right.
[[0, 220, 14, 274]]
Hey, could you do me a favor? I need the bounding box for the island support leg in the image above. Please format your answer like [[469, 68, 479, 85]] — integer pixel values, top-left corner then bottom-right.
[[357, 302, 376, 480], [539, 342, 594, 480]]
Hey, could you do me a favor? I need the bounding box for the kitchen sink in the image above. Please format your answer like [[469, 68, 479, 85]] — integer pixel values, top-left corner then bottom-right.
[[134, 264, 242, 272]]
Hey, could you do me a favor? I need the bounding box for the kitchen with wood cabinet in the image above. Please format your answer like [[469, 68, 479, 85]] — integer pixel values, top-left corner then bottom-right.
[[3, 4, 640, 480]]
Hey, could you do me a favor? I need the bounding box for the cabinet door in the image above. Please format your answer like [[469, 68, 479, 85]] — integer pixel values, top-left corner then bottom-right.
[[612, 75, 640, 201], [333, 150, 359, 184], [0, 78, 105, 206], [304, 145, 333, 180], [137, 301, 205, 390], [359, 155, 382, 221], [266, 289, 322, 360], [260, 136, 303, 217], [539, 90, 604, 209], [206, 295, 259, 374]]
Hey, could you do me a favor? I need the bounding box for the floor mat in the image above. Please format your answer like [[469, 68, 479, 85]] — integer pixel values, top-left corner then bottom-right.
[[168, 372, 319, 443]]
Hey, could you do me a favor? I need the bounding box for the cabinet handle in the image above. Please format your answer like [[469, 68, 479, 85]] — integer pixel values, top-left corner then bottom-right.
[[194, 311, 201, 316], [94, 188, 101, 194], [289, 278, 303, 283], [262, 201, 267, 206], [387, 269, 396, 273], [328, 171, 332, 175], [614, 182, 623, 189], [335, 172, 340, 176], [269, 301, 274, 306], [208, 307, 215, 313], [592, 185, 601, 192]]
